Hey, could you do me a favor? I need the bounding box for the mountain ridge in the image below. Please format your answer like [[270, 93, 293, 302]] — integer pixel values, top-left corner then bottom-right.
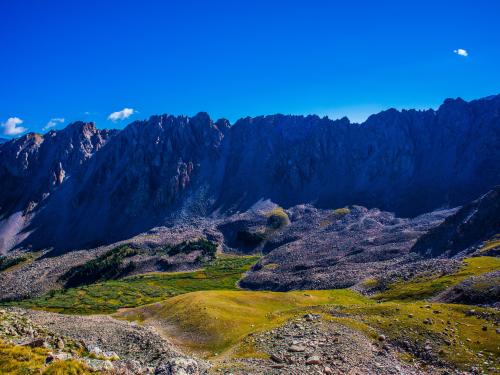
[[1, 94, 499, 253]]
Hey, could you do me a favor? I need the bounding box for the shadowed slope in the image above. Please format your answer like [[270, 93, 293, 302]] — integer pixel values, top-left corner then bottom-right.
[[1, 95, 500, 252]]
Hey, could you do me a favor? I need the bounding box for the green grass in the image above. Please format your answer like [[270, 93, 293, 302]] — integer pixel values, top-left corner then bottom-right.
[[335, 301, 500, 373], [478, 234, 500, 254], [116, 289, 369, 357], [0, 340, 90, 374], [374, 256, 500, 301], [10, 255, 260, 315], [115, 288, 499, 372]]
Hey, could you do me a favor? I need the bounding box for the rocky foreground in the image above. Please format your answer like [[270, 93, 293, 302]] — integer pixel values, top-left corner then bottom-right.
[[0, 307, 204, 374], [218, 314, 458, 375], [2, 302, 498, 375]]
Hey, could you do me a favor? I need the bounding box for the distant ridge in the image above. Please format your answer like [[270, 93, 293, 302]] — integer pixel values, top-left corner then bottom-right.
[[1, 94, 499, 252]]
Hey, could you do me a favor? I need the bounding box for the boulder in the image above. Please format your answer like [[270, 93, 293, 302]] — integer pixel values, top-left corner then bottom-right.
[[154, 357, 199, 375]]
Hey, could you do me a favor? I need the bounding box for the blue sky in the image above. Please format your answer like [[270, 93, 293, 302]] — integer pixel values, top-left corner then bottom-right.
[[1, 0, 499, 136]]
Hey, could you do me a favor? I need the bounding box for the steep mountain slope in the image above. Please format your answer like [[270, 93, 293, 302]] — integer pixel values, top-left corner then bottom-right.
[[20, 113, 226, 252], [0, 123, 116, 253], [218, 96, 500, 216], [1, 95, 500, 252], [412, 186, 500, 257]]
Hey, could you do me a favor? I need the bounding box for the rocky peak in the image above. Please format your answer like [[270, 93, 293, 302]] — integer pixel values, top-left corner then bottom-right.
[[0, 122, 116, 219]]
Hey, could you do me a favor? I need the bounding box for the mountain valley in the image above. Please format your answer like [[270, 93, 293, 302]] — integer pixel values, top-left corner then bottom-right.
[[0, 96, 499, 374]]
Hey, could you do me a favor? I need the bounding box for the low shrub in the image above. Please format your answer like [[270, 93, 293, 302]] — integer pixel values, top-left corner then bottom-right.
[[60, 245, 137, 288], [0, 255, 28, 272], [266, 207, 290, 229], [162, 238, 217, 258], [333, 207, 350, 216]]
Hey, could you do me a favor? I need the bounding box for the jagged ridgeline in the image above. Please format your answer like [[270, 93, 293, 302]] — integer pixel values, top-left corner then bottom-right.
[[1, 95, 500, 252]]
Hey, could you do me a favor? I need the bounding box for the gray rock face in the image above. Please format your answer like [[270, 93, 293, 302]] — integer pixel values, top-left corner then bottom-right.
[[0, 122, 115, 217], [412, 186, 500, 257], [433, 271, 500, 306], [0, 123, 116, 253], [217, 96, 500, 218], [154, 357, 199, 375], [1, 95, 500, 252]]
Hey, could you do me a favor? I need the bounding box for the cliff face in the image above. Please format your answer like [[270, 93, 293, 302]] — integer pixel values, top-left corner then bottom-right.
[[1, 95, 499, 252], [25, 113, 226, 251], [218, 96, 500, 216], [0, 122, 115, 217], [411, 186, 500, 257]]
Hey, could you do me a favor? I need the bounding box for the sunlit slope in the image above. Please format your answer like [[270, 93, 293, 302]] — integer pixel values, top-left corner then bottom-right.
[[116, 289, 368, 355]]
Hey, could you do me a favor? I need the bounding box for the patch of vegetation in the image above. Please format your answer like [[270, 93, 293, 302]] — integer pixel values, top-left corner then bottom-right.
[[116, 289, 369, 357], [333, 207, 350, 216], [478, 234, 500, 255], [13, 255, 260, 314], [262, 263, 279, 270], [266, 207, 289, 229], [42, 360, 89, 375], [0, 340, 90, 374], [374, 256, 500, 301], [61, 245, 138, 288], [0, 255, 29, 272], [335, 301, 500, 373], [117, 288, 499, 372], [319, 207, 351, 227], [161, 238, 217, 259], [360, 278, 379, 289]]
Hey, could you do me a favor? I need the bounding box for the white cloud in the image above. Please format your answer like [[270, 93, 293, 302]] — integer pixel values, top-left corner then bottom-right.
[[108, 108, 136, 122], [453, 48, 468, 57], [43, 117, 65, 131], [1, 117, 27, 136]]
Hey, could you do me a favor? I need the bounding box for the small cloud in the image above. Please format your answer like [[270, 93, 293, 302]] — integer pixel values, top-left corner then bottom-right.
[[1, 117, 27, 136], [43, 117, 65, 131], [108, 108, 136, 122], [453, 48, 468, 57]]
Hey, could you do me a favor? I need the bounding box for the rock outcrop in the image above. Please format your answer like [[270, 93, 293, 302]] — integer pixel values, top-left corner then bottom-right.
[[0, 122, 115, 216], [0, 123, 116, 253], [411, 186, 500, 257]]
